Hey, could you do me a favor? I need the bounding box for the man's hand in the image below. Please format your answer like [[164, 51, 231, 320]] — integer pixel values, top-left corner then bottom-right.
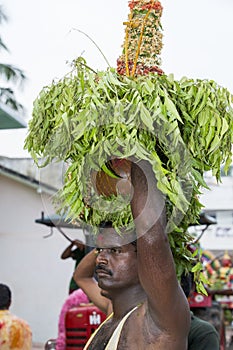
[[61, 240, 85, 259], [72, 240, 85, 251]]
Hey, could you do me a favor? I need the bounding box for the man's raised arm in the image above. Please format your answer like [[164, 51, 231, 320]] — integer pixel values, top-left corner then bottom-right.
[[130, 160, 190, 333], [73, 249, 112, 315]]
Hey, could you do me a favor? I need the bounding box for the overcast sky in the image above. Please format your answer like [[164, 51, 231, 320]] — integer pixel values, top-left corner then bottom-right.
[[1, 0, 233, 157]]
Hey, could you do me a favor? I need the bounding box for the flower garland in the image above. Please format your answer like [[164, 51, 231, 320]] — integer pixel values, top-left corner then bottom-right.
[[117, 0, 164, 76], [56, 289, 89, 350]]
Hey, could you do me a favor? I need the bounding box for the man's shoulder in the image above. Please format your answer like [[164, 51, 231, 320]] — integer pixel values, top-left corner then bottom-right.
[[0, 311, 31, 342], [10, 314, 31, 332], [0, 310, 14, 323], [191, 314, 217, 333], [189, 314, 219, 349]]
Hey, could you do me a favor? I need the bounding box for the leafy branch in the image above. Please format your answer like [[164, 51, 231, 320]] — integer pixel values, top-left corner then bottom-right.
[[24, 59, 233, 275]]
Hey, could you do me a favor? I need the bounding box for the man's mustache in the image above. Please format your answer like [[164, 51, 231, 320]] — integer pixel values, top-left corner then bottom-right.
[[95, 264, 113, 276]]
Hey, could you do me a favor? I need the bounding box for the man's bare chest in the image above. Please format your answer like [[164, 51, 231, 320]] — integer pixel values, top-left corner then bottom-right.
[[86, 312, 165, 350], [87, 319, 120, 350]]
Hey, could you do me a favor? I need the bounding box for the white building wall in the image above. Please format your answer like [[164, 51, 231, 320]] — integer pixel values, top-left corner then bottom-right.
[[0, 174, 85, 344], [198, 173, 233, 251]]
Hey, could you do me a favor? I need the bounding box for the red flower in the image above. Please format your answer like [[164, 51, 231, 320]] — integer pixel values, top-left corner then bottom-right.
[[152, 2, 163, 11], [117, 58, 163, 77], [140, 1, 163, 12], [129, 1, 139, 10]]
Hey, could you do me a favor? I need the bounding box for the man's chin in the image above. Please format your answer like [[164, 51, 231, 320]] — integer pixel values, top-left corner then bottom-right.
[[100, 289, 111, 300], [98, 279, 110, 290]]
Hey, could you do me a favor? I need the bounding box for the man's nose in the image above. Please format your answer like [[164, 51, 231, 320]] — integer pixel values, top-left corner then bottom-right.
[[96, 249, 109, 264]]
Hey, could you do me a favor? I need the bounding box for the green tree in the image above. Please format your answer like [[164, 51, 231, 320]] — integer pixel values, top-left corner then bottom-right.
[[0, 5, 26, 111]]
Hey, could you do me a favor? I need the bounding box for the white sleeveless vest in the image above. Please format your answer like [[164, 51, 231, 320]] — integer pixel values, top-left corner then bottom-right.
[[84, 305, 139, 350]]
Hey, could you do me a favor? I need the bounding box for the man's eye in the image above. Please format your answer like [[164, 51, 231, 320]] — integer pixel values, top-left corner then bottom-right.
[[95, 247, 122, 255], [110, 248, 121, 254], [95, 248, 102, 254]]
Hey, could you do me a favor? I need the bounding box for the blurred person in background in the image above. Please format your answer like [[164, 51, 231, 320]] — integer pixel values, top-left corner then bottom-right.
[[181, 272, 220, 350], [0, 283, 32, 350], [61, 239, 86, 294]]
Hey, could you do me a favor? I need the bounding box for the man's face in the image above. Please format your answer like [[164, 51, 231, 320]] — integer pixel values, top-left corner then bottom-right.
[[95, 227, 139, 291]]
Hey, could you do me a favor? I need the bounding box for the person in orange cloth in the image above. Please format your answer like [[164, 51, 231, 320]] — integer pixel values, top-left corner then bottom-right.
[[0, 283, 32, 350]]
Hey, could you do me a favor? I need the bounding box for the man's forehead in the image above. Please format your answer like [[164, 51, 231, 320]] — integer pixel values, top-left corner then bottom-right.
[[96, 227, 136, 247], [96, 232, 124, 247]]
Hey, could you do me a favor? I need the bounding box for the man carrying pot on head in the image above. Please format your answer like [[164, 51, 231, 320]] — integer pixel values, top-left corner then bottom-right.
[[75, 159, 190, 350]]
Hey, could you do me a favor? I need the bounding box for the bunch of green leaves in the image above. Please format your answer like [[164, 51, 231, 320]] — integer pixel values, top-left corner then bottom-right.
[[24, 57, 233, 274]]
